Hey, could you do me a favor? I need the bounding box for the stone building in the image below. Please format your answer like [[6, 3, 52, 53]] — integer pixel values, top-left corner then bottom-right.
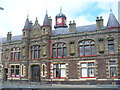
[[0, 8, 120, 85]]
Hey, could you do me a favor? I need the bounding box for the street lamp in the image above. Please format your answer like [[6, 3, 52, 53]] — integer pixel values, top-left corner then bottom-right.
[[0, 7, 4, 10]]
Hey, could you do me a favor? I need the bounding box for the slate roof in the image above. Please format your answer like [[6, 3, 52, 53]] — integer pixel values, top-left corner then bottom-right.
[[43, 13, 50, 26], [0, 35, 22, 43], [52, 24, 98, 35], [106, 12, 120, 29], [22, 16, 31, 30], [1, 12, 120, 43]]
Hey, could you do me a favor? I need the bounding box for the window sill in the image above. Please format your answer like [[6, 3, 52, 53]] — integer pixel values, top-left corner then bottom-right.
[[108, 53, 115, 55], [31, 58, 41, 60], [81, 77, 95, 78], [53, 57, 68, 59], [79, 55, 95, 57], [11, 76, 20, 78], [54, 77, 66, 79], [110, 76, 117, 78], [10, 59, 21, 61]]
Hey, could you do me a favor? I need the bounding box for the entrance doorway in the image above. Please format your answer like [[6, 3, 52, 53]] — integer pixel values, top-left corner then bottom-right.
[[4, 68, 8, 81], [31, 65, 40, 82]]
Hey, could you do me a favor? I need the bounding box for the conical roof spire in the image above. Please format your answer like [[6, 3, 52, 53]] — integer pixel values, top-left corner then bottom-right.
[[22, 15, 31, 30], [43, 12, 50, 26], [106, 12, 120, 29]]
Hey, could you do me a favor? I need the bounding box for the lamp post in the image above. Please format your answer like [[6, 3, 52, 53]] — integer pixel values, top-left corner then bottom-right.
[[0, 7, 4, 10]]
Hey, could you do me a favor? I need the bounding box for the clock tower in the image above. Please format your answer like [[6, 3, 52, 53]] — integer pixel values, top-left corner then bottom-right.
[[54, 8, 68, 29]]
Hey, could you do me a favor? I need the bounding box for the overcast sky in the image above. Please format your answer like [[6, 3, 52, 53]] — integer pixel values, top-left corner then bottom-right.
[[0, 0, 119, 37]]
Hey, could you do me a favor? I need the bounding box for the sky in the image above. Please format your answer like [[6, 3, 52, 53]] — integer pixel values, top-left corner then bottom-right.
[[0, 0, 119, 37]]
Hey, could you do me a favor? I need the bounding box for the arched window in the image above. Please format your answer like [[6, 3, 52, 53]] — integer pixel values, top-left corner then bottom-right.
[[108, 40, 115, 55], [53, 43, 67, 58], [11, 48, 21, 61], [79, 40, 95, 56], [31, 45, 41, 59], [42, 64, 46, 77]]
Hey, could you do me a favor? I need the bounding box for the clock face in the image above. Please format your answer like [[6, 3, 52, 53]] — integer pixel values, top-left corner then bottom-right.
[[57, 18, 62, 24]]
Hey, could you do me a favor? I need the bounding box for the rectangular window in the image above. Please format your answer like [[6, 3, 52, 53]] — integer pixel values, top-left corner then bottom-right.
[[58, 48, 62, 57], [85, 46, 90, 56], [81, 62, 95, 78], [53, 63, 66, 78], [12, 53, 14, 60], [15, 52, 18, 60], [31, 51, 34, 59], [63, 48, 67, 57], [39, 50, 41, 58], [61, 69, 66, 77], [81, 68, 87, 77], [53, 49, 57, 58], [108, 45, 115, 54], [110, 67, 116, 77], [53, 64, 59, 78], [88, 68, 94, 77], [80, 47, 84, 56], [34, 50, 38, 59], [108, 40, 115, 54], [109, 60, 117, 78], [11, 65, 20, 77], [91, 46, 95, 55], [18, 52, 20, 60]]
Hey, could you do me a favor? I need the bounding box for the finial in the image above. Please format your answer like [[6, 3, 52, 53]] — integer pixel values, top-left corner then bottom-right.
[[36, 17, 38, 20], [60, 6, 62, 13], [27, 10, 29, 18], [110, 3, 112, 12], [46, 10, 48, 14], [46, 0, 48, 14], [27, 14, 29, 18]]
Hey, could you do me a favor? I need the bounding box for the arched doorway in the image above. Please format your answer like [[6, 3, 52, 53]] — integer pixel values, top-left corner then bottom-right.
[[31, 65, 41, 82]]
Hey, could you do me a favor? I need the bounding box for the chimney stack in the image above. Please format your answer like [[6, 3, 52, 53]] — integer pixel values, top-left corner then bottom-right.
[[96, 16, 104, 29], [7, 31, 12, 42], [69, 20, 76, 32]]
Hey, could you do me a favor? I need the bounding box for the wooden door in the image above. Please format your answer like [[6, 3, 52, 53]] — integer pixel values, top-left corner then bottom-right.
[[31, 65, 40, 82]]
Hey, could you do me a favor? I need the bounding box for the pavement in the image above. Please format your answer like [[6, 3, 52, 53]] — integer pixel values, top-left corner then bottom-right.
[[0, 81, 120, 89]]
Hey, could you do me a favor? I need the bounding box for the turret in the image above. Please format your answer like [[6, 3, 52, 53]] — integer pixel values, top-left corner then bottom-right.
[[41, 12, 51, 35], [41, 12, 51, 58], [54, 8, 68, 29], [106, 10, 120, 29], [22, 15, 32, 38]]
